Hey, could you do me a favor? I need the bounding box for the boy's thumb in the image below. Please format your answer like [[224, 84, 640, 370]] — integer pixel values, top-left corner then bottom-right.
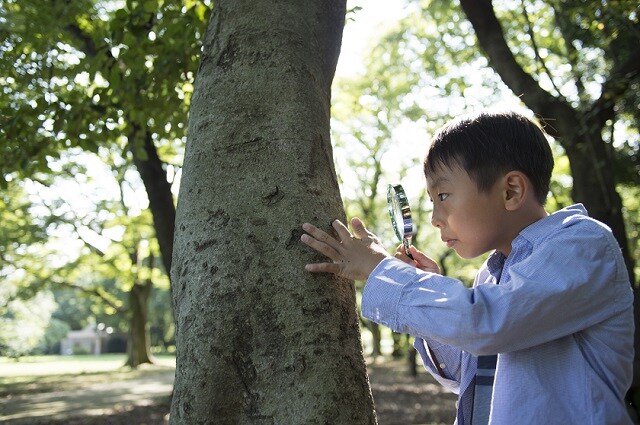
[[410, 245, 424, 258], [351, 217, 368, 238]]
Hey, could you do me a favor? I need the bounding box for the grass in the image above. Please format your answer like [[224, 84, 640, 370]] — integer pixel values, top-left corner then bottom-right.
[[0, 354, 176, 396], [0, 353, 175, 374]]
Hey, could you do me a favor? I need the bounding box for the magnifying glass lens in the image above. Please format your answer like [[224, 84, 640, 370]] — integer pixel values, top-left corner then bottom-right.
[[390, 196, 406, 240], [387, 184, 414, 257]]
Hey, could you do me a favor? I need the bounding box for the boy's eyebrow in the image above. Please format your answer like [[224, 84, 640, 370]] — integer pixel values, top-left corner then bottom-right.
[[426, 176, 450, 199], [428, 176, 450, 189]]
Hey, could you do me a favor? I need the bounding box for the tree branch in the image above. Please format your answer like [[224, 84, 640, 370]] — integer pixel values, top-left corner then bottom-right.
[[550, 3, 586, 101], [521, 0, 562, 98], [458, 0, 576, 137], [64, 23, 99, 58], [62, 282, 125, 314], [587, 46, 640, 128]]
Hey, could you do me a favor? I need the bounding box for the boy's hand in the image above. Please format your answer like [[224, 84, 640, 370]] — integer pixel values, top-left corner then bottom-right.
[[394, 245, 441, 274], [301, 217, 389, 281]]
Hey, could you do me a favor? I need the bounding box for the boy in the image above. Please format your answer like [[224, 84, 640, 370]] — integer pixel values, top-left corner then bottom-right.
[[301, 111, 634, 424]]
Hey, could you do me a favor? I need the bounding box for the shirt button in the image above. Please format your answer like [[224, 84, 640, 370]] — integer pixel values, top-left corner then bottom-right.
[[439, 363, 446, 369]]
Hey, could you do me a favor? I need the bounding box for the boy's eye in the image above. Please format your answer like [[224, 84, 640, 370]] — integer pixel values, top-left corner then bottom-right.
[[438, 193, 449, 201]]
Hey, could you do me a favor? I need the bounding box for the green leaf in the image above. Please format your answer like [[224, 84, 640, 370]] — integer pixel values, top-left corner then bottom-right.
[[143, 0, 158, 14]]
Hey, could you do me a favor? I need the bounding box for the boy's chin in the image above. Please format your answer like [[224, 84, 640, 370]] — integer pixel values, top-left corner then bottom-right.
[[454, 248, 487, 260]]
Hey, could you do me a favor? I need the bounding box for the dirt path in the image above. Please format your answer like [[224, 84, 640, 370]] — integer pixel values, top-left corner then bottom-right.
[[0, 360, 456, 425]]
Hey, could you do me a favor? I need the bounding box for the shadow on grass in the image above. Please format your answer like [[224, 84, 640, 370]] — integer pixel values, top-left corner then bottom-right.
[[0, 358, 456, 425], [7, 398, 171, 425], [0, 365, 174, 424]]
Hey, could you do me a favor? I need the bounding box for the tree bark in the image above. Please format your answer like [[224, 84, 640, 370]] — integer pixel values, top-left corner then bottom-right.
[[170, 1, 376, 423]]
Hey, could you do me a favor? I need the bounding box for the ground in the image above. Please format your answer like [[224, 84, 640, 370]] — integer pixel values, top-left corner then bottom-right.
[[0, 356, 456, 425], [367, 357, 457, 425]]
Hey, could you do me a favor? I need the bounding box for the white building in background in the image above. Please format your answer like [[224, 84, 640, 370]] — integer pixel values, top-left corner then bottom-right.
[[60, 322, 114, 355]]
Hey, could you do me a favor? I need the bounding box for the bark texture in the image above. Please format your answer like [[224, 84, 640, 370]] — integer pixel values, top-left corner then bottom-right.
[[170, 1, 376, 423]]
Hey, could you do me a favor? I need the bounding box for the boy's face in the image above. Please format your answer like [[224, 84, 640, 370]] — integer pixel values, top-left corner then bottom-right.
[[426, 164, 511, 258]]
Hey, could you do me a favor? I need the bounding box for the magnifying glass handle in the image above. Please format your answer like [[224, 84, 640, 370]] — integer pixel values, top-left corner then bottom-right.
[[403, 239, 414, 260]]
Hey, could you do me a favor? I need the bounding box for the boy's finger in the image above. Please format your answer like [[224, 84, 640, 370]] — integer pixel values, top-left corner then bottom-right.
[[409, 245, 423, 258], [350, 217, 371, 240], [410, 246, 429, 262], [409, 246, 439, 268], [331, 219, 354, 242], [301, 233, 342, 261], [393, 250, 414, 265], [304, 262, 342, 275], [302, 223, 342, 251]]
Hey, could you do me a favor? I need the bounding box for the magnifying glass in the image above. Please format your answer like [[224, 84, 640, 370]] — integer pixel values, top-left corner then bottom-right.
[[387, 184, 414, 259]]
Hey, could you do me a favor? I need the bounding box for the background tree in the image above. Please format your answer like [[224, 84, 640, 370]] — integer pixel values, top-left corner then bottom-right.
[[457, 0, 638, 282], [0, 0, 210, 364], [332, 38, 443, 365], [0, 180, 54, 357], [31, 160, 166, 366], [0, 0, 212, 274], [332, 56, 418, 358], [170, 0, 376, 422], [331, 1, 517, 365], [456, 0, 640, 407]]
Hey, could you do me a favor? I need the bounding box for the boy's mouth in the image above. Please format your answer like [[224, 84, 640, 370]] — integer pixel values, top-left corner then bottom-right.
[[442, 237, 457, 248]]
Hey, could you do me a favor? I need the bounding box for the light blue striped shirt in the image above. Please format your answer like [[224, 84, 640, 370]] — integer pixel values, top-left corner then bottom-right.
[[362, 204, 634, 424]]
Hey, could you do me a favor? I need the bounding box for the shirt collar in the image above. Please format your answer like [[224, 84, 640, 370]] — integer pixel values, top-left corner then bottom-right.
[[517, 203, 588, 244], [487, 251, 507, 281]]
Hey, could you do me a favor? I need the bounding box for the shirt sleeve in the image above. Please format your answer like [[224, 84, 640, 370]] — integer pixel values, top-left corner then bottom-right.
[[361, 223, 631, 356], [413, 337, 463, 394]]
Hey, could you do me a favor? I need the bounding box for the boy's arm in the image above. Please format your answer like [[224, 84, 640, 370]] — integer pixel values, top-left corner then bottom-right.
[[360, 226, 632, 355], [390, 245, 464, 388]]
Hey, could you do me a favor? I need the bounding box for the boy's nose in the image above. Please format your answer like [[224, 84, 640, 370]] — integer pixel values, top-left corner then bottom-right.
[[431, 210, 443, 228]]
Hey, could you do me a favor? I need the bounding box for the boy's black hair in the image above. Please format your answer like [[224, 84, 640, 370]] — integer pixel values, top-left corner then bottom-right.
[[424, 110, 554, 205]]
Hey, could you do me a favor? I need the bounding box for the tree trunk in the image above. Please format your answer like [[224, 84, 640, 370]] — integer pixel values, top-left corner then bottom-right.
[[170, 1, 376, 423], [562, 129, 629, 260], [408, 342, 417, 377], [369, 321, 382, 357], [125, 279, 154, 368], [131, 129, 176, 276]]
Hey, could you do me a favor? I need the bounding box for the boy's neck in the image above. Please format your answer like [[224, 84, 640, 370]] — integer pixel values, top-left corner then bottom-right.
[[499, 204, 548, 257]]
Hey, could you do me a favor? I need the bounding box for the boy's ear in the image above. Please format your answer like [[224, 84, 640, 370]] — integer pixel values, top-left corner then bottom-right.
[[503, 171, 528, 211]]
